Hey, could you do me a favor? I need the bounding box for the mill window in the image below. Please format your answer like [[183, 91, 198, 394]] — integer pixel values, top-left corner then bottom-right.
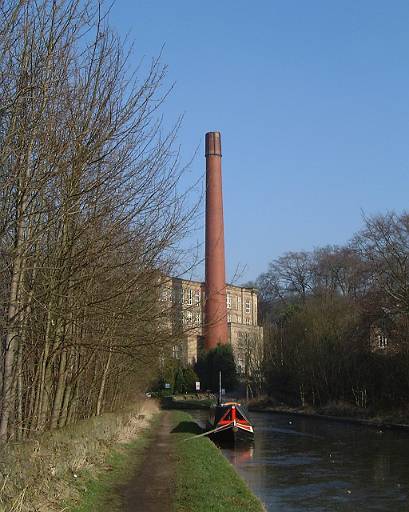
[[185, 288, 192, 305], [195, 289, 200, 305], [186, 310, 193, 324]]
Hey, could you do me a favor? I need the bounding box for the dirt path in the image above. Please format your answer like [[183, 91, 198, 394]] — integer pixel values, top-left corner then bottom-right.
[[120, 411, 175, 512]]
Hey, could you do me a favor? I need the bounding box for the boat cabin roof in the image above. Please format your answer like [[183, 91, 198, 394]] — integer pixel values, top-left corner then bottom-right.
[[212, 401, 252, 424]]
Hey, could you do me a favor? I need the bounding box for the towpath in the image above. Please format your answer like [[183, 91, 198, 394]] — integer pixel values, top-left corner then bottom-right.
[[120, 410, 175, 512]]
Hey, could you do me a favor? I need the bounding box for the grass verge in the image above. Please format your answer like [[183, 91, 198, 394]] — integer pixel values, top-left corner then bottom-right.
[[68, 413, 161, 511], [170, 411, 265, 512]]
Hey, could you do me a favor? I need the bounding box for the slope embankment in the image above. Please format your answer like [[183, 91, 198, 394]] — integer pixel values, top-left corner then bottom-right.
[[0, 399, 159, 512]]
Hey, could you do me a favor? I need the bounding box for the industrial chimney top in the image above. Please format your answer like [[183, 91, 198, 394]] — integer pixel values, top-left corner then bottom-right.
[[205, 131, 222, 157]]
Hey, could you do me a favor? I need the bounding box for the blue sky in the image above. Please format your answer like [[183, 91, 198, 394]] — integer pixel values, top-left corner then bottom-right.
[[110, 1, 409, 283]]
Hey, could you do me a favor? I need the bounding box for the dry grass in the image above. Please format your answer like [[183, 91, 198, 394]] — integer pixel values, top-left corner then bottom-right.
[[0, 399, 159, 512]]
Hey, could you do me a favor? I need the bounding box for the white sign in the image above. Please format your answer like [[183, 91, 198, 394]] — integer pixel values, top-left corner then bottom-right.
[[195, 381, 200, 391], [164, 383, 171, 389]]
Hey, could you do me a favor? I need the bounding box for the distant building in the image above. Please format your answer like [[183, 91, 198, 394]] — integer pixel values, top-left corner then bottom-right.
[[161, 277, 263, 370], [369, 323, 399, 354], [370, 325, 389, 352]]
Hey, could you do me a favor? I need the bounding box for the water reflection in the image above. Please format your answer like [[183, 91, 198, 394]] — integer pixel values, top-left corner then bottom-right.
[[190, 410, 409, 511], [226, 445, 254, 465]]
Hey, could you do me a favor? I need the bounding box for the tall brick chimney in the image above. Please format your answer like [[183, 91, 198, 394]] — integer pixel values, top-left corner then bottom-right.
[[204, 132, 228, 350]]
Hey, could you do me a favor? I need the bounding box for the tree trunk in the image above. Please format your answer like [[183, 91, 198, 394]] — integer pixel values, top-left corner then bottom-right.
[[0, 234, 24, 441], [35, 305, 53, 432], [50, 347, 67, 430], [96, 348, 112, 416]]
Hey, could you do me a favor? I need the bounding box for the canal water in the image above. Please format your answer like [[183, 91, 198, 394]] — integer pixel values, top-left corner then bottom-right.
[[189, 410, 409, 511]]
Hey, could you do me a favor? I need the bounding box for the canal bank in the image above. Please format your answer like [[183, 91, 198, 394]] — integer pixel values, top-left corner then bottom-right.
[[248, 399, 409, 432], [69, 409, 265, 512], [171, 410, 265, 512]]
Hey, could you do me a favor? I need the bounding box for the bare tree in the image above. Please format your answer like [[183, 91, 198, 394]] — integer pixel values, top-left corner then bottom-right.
[[0, 0, 196, 441], [354, 212, 409, 315]]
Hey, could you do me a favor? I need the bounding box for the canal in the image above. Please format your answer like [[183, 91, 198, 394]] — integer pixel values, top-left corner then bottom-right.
[[190, 410, 409, 511]]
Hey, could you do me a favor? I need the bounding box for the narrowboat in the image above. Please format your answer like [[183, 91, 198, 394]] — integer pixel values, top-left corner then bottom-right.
[[206, 400, 254, 444]]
